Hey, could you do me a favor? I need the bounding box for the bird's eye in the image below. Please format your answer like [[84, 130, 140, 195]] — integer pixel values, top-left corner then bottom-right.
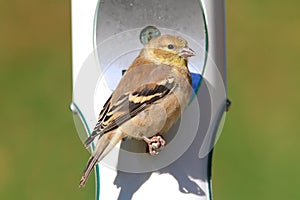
[[167, 44, 174, 49]]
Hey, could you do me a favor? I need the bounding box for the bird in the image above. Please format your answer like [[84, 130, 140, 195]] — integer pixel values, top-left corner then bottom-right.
[[79, 34, 195, 188]]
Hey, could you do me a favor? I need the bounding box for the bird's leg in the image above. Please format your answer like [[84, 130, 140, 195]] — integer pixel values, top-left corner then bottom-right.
[[142, 134, 166, 155]]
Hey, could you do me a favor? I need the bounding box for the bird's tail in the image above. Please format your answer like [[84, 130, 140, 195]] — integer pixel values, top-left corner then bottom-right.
[[79, 130, 123, 188], [79, 155, 98, 188]]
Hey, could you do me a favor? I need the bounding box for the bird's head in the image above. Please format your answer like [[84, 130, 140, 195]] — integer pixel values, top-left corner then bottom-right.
[[143, 34, 196, 67]]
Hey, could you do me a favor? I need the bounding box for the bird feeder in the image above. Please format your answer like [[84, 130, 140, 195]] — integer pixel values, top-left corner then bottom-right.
[[71, 0, 228, 199]]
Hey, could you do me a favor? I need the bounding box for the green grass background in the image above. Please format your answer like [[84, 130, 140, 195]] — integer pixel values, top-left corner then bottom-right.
[[1, 0, 299, 199]]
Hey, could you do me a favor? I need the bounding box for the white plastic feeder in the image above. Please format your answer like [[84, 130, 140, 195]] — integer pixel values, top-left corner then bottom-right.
[[71, 0, 227, 199]]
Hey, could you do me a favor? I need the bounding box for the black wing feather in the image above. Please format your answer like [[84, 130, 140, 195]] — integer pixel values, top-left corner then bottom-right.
[[84, 78, 176, 148]]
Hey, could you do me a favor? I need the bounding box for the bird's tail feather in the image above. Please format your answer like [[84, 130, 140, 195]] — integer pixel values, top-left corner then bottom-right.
[[79, 130, 123, 188], [79, 155, 98, 188]]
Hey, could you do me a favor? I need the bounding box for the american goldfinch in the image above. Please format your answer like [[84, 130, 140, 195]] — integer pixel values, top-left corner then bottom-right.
[[79, 34, 195, 187]]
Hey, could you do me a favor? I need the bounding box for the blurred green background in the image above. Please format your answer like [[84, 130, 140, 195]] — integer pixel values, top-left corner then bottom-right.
[[1, 0, 299, 199]]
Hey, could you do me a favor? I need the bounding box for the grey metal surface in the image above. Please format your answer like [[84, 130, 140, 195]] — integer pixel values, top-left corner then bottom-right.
[[203, 0, 227, 89], [95, 0, 206, 46]]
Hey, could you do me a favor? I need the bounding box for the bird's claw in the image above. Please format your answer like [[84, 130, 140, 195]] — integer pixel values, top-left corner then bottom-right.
[[143, 135, 166, 155]]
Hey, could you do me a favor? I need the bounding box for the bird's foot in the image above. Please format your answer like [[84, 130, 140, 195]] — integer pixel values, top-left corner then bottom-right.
[[143, 135, 166, 155]]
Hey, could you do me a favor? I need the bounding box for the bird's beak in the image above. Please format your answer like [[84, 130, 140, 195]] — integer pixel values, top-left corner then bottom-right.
[[178, 47, 196, 58]]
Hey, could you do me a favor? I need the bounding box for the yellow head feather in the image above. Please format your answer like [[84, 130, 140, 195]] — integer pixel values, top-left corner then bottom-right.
[[142, 35, 195, 69]]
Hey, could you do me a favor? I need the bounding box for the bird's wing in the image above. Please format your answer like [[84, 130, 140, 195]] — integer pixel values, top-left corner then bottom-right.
[[97, 95, 112, 122], [84, 77, 177, 148], [83, 94, 112, 147]]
